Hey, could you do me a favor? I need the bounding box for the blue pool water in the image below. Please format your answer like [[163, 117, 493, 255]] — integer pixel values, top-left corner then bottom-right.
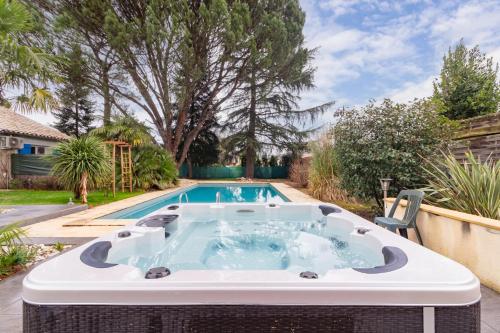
[[101, 184, 289, 219]]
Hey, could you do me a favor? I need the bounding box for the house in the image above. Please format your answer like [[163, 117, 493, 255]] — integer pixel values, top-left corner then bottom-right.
[[0, 107, 69, 188]]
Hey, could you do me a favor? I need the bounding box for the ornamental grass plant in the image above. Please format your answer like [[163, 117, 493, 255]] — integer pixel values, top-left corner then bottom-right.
[[422, 151, 500, 220], [308, 136, 351, 203]]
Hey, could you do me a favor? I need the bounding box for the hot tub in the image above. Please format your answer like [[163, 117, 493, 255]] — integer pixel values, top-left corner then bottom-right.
[[23, 203, 481, 332]]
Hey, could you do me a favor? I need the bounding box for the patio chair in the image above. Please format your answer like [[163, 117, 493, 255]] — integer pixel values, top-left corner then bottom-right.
[[374, 190, 424, 245]]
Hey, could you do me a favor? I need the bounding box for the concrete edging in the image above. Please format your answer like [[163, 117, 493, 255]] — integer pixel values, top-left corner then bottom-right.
[[385, 198, 500, 231]]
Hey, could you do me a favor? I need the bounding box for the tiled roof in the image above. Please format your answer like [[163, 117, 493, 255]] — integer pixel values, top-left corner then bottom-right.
[[0, 107, 69, 141]]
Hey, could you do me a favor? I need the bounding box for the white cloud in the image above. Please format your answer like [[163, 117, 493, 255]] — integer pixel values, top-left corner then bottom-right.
[[299, 0, 500, 110], [386, 75, 435, 103], [430, 1, 500, 50]]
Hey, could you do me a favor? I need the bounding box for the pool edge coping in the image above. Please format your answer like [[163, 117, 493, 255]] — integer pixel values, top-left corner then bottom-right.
[[99, 182, 292, 220]]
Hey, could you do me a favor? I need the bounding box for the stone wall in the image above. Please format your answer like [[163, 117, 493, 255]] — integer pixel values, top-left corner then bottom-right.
[[452, 113, 500, 162]]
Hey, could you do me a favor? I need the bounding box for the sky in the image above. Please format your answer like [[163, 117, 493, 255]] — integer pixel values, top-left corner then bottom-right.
[[298, 0, 500, 124], [24, 0, 500, 127]]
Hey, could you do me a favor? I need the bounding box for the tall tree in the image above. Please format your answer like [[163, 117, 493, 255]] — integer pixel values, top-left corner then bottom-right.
[[433, 40, 500, 120], [28, 0, 127, 125], [52, 44, 95, 137], [60, 0, 252, 167], [222, 0, 331, 178], [53, 101, 95, 137], [0, 0, 57, 112], [177, 77, 220, 177], [37, 0, 258, 168]]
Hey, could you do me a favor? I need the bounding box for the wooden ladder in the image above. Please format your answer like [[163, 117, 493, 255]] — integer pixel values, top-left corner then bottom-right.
[[120, 145, 133, 192]]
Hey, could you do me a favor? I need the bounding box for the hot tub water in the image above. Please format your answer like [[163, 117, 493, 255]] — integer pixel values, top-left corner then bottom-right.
[[109, 216, 384, 275]]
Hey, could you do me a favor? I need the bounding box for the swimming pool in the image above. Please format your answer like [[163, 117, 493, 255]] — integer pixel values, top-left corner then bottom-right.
[[102, 183, 289, 219], [23, 203, 480, 332]]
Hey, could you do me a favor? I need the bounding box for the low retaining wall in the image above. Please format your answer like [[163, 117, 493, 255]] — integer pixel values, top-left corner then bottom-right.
[[385, 198, 500, 292]]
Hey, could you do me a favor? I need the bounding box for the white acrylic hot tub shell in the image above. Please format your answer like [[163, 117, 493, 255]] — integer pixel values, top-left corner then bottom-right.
[[23, 203, 480, 306]]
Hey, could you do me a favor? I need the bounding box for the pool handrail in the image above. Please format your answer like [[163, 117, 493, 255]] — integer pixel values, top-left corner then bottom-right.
[[179, 192, 189, 204]]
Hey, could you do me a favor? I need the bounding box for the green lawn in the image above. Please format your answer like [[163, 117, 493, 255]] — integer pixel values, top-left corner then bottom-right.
[[0, 190, 145, 206]]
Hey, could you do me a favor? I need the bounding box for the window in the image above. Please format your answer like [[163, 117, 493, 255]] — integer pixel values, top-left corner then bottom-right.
[[29, 146, 47, 155]]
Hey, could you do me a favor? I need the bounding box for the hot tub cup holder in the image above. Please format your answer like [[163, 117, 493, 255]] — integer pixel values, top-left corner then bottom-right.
[[145, 267, 171, 279], [356, 227, 371, 235], [167, 205, 179, 210], [117, 231, 131, 238], [300, 271, 318, 279]]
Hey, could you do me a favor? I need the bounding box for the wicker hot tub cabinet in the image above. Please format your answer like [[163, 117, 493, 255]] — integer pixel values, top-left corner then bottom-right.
[[23, 302, 480, 333]]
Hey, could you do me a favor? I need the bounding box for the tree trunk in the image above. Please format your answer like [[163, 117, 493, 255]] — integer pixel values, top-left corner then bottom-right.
[[75, 102, 80, 138], [102, 69, 111, 125], [80, 172, 88, 204], [187, 157, 193, 179], [245, 67, 257, 179], [73, 186, 80, 199]]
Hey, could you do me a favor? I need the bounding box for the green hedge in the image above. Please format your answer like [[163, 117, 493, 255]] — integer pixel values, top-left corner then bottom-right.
[[11, 155, 289, 179], [179, 165, 288, 179]]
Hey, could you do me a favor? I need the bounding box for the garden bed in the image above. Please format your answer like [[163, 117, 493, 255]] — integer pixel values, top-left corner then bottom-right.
[[0, 244, 69, 281]]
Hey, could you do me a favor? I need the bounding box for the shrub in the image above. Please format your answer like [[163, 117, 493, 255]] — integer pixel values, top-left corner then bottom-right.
[[9, 176, 63, 190], [334, 99, 452, 208], [0, 246, 35, 275], [308, 136, 351, 202], [0, 224, 35, 276], [51, 136, 111, 203], [422, 152, 500, 220], [269, 156, 278, 167], [131, 145, 177, 190]]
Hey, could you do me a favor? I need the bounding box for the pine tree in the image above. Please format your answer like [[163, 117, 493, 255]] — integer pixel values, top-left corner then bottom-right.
[[53, 100, 95, 137], [53, 44, 95, 137], [222, 0, 332, 178]]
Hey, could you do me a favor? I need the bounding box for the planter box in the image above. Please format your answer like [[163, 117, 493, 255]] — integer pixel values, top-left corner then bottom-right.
[[386, 198, 500, 292]]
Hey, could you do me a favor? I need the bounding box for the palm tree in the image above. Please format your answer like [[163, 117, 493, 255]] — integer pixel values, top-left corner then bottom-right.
[[0, 0, 57, 112], [90, 115, 153, 146], [51, 136, 111, 204]]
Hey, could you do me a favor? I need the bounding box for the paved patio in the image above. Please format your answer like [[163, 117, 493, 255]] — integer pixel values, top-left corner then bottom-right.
[[0, 204, 87, 228], [0, 268, 498, 333]]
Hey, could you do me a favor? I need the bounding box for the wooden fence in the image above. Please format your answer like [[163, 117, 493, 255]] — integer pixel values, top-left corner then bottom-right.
[[452, 113, 500, 162]]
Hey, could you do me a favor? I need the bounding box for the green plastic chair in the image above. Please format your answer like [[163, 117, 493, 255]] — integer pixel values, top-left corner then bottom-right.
[[374, 190, 424, 245]]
